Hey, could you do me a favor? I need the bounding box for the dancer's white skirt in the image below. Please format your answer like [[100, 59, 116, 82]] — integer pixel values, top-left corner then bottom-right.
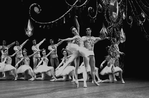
[[100, 65, 122, 75], [66, 43, 91, 57], [17, 65, 33, 74], [34, 65, 53, 74], [3, 64, 16, 72], [55, 66, 74, 77], [100, 65, 113, 75], [0, 62, 5, 72]]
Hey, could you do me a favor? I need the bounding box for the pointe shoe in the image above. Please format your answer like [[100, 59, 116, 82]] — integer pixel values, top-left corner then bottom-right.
[[75, 80, 79, 88], [97, 80, 103, 83], [29, 78, 35, 81], [92, 81, 100, 86], [83, 82, 87, 88], [121, 80, 125, 84]]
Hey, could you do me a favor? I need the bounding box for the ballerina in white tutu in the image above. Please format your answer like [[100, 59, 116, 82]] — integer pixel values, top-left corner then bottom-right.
[[2, 49, 18, 80], [100, 54, 125, 83], [14, 39, 29, 68], [55, 49, 75, 81], [15, 48, 36, 81], [0, 40, 15, 77], [34, 49, 57, 81], [32, 38, 46, 69]]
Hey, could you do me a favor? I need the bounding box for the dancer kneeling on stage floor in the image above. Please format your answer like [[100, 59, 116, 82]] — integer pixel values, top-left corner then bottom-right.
[[33, 49, 56, 81], [100, 54, 125, 83], [55, 49, 75, 81]]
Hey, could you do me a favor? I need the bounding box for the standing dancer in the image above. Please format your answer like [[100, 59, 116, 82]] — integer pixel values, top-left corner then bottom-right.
[[82, 27, 106, 84], [32, 38, 46, 69], [48, 39, 59, 69], [60, 16, 98, 87], [0, 40, 15, 62], [14, 39, 29, 67], [34, 49, 56, 81], [15, 48, 36, 81]]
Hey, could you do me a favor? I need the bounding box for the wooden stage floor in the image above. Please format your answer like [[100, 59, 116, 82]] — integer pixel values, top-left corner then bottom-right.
[[0, 78, 149, 98]]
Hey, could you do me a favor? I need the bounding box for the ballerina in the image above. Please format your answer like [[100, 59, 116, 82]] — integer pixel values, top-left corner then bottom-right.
[[55, 49, 75, 81], [33, 49, 56, 81], [15, 48, 37, 81], [32, 38, 46, 69]]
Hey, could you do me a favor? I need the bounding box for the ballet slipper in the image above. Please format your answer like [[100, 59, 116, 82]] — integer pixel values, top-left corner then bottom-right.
[[92, 81, 100, 86], [74, 80, 79, 88], [29, 78, 35, 81], [83, 82, 87, 88]]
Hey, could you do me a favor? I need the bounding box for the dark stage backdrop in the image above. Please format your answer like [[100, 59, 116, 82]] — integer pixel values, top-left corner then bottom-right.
[[1, 0, 149, 80]]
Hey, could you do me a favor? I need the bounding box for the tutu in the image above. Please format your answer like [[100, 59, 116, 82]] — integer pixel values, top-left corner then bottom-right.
[[61, 66, 75, 76], [66, 43, 79, 53], [0, 62, 5, 72], [100, 65, 113, 75], [78, 46, 92, 57], [34, 64, 53, 74], [113, 66, 122, 73], [17, 65, 33, 74], [3, 64, 16, 72]]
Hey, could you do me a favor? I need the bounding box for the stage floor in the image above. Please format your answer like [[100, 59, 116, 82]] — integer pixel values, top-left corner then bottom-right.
[[0, 78, 149, 98]]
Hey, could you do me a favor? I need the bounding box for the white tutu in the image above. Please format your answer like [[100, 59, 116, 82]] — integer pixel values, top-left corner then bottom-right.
[[17, 65, 33, 74], [66, 43, 79, 53], [78, 46, 91, 57], [34, 64, 53, 74], [61, 66, 75, 76], [3, 64, 16, 72], [113, 66, 122, 73], [0, 62, 5, 72], [100, 65, 113, 75]]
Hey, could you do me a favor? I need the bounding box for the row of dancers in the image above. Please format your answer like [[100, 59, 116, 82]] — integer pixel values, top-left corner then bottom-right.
[[0, 16, 125, 88]]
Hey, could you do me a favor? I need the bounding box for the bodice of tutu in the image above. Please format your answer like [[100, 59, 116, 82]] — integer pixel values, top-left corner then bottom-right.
[[72, 35, 84, 47], [108, 58, 115, 65], [5, 56, 12, 65], [23, 57, 30, 65], [42, 57, 48, 65]]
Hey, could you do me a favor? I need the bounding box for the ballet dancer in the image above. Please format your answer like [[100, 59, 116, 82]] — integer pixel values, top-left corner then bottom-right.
[[55, 49, 75, 81], [15, 48, 37, 81], [100, 54, 125, 83], [82, 27, 107, 84], [33, 49, 56, 81], [14, 39, 29, 67], [32, 38, 46, 69], [48, 39, 61, 69], [60, 16, 98, 87], [0, 40, 15, 61], [2, 49, 18, 80]]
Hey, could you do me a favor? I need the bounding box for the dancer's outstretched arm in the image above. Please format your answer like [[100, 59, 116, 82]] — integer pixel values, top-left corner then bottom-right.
[[37, 38, 46, 47], [20, 39, 29, 49], [7, 41, 15, 49], [74, 16, 80, 34]]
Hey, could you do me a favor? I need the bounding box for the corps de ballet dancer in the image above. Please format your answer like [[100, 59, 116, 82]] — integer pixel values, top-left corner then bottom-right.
[[1, 49, 18, 80], [32, 38, 46, 69], [14, 39, 29, 67], [15, 48, 37, 81], [48, 39, 60, 69], [55, 49, 75, 81], [33, 49, 56, 81], [100, 53, 125, 83]]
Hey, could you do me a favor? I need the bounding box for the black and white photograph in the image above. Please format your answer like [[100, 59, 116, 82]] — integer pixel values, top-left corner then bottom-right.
[[0, 0, 149, 98]]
